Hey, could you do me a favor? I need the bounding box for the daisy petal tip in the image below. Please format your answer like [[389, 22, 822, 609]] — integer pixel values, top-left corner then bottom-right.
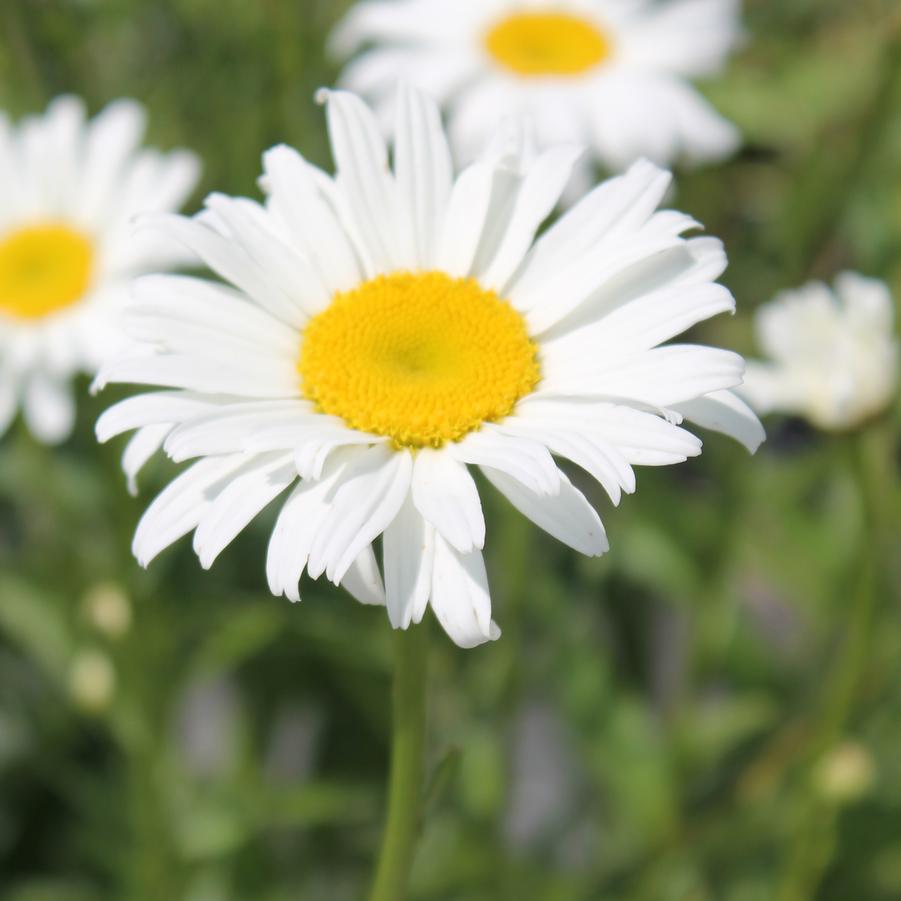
[[89, 373, 107, 396]]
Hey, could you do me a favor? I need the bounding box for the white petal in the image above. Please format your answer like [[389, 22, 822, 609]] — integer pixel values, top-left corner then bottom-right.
[[266, 452, 357, 602], [478, 144, 583, 292], [338, 46, 479, 108], [129, 274, 300, 358], [411, 448, 484, 553], [122, 423, 172, 496], [202, 193, 330, 318], [623, 0, 742, 78], [291, 424, 386, 480], [0, 375, 17, 439], [79, 99, 147, 227], [341, 545, 386, 607], [139, 213, 306, 328], [515, 398, 703, 467], [193, 453, 297, 569], [435, 159, 513, 277], [318, 88, 404, 272], [429, 536, 496, 649], [836, 272, 895, 331], [673, 389, 765, 453], [450, 427, 560, 496], [383, 493, 435, 629], [540, 345, 745, 407], [23, 374, 75, 444], [308, 444, 413, 584], [521, 230, 689, 336], [261, 145, 362, 294], [96, 391, 236, 443], [481, 467, 608, 557], [496, 419, 634, 505], [539, 278, 735, 363], [161, 401, 317, 461], [96, 350, 298, 398], [510, 160, 672, 296], [132, 454, 251, 567], [393, 82, 454, 268]]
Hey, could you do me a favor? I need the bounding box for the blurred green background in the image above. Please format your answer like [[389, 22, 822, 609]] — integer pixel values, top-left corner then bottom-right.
[[1, 1, 900, 899]]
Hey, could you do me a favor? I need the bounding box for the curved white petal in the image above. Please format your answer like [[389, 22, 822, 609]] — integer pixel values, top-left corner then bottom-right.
[[411, 447, 485, 553], [429, 536, 497, 649], [122, 423, 172, 496], [342, 545, 387, 607], [384, 493, 435, 629], [193, 453, 297, 569], [318, 88, 406, 272], [132, 454, 253, 567], [478, 144, 584, 293], [266, 451, 358, 602], [674, 389, 765, 453], [22, 374, 75, 444], [481, 466, 608, 558], [261, 144, 363, 294], [394, 82, 454, 269], [450, 427, 560, 496], [308, 444, 414, 584]]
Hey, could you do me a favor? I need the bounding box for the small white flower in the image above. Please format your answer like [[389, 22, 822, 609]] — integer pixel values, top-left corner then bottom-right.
[[333, 0, 742, 173], [96, 85, 761, 648], [742, 273, 898, 431], [0, 96, 200, 443]]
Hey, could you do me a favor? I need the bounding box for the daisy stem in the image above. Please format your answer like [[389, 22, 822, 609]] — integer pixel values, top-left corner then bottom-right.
[[369, 624, 428, 901]]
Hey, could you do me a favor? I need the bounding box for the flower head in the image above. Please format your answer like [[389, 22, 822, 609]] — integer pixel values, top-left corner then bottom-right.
[[96, 84, 761, 648], [0, 97, 200, 443], [742, 273, 898, 431], [333, 0, 742, 173]]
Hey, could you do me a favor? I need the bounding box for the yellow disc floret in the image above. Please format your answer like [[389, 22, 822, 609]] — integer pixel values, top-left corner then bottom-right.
[[0, 223, 94, 320], [299, 271, 541, 448], [485, 11, 612, 77]]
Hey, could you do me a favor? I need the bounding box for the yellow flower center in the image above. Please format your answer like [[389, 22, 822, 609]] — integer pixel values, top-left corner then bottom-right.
[[485, 11, 612, 77], [0, 223, 95, 320], [299, 271, 541, 449]]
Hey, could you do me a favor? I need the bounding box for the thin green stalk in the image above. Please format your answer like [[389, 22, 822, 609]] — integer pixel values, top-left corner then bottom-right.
[[369, 624, 429, 901], [778, 424, 893, 901]]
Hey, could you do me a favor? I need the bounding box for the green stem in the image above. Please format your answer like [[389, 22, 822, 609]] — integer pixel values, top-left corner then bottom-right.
[[778, 425, 892, 901], [368, 625, 429, 901]]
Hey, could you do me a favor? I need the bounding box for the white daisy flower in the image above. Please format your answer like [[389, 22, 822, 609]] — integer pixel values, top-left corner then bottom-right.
[[333, 0, 742, 173], [96, 85, 762, 649], [0, 96, 200, 443], [742, 273, 898, 431]]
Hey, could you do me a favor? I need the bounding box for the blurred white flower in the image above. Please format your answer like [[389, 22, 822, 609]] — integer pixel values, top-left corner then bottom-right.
[[333, 0, 741, 173], [83, 582, 132, 638], [0, 96, 200, 444], [815, 741, 876, 805], [96, 85, 761, 649], [68, 649, 116, 712], [742, 273, 898, 431]]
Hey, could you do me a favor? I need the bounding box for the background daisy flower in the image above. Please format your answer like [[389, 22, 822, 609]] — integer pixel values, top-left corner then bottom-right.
[[96, 84, 762, 649], [332, 0, 742, 173], [0, 96, 200, 443], [742, 273, 899, 431]]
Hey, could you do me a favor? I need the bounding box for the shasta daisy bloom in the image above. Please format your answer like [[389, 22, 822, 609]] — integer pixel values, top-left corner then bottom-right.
[[96, 84, 762, 648], [332, 0, 742, 173], [0, 96, 200, 444], [742, 273, 898, 431]]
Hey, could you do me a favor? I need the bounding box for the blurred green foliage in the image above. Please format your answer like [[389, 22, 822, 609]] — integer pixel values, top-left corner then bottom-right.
[[1, 0, 901, 899]]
